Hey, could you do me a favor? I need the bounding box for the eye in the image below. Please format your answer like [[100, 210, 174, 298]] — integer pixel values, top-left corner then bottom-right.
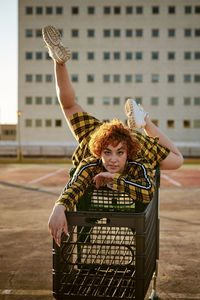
[[118, 151, 124, 155], [103, 150, 111, 155]]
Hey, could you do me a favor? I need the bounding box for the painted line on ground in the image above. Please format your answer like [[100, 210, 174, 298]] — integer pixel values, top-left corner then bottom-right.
[[28, 168, 66, 184], [161, 173, 182, 187]]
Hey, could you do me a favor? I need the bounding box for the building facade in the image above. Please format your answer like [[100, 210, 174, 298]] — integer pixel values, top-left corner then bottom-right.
[[18, 0, 200, 155]]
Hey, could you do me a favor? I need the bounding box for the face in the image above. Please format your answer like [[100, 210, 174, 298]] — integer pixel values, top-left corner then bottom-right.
[[101, 142, 127, 174]]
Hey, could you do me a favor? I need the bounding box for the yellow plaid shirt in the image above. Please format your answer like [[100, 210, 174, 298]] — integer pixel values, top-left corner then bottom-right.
[[56, 112, 170, 210]]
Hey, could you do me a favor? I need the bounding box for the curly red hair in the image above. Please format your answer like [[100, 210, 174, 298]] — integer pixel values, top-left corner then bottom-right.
[[89, 119, 141, 160]]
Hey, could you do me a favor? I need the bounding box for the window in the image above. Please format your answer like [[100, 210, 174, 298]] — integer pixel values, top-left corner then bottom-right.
[[55, 97, 59, 105], [136, 29, 143, 37], [87, 97, 94, 105], [126, 29, 133, 37], [26, 74, 32, 82], [168, 74, 175, 83], [152, 29, 159, 37], [113, 52, 120, 60], [184, 97, 191, 105], [135, 97, 142, 105], [36, 29, 42, 37], [152, 120, 158, 126], [87, 29, 95, 37], [195, 6, 200, 14], [46, 74, 52, 82], [152, 6, 159, 14], [36, 7, 43, 14], [168, 6, 176, 14], [103, 74, 110, 82], [35, 97, 42, 104], [183, 120, 191, 128], [185, 6, 192, 14], [71, 75, 79, 82], [194, 120, 200, 128], [167, 120, 174, 128], [25, 97, 32, 104], [46, 7, 53, 14], [184, 74, 191, 83], [114, 7, 121, 14], [152, 74, 159, 82], [184, 52, 191, 60], [152, 52, 159, 60], [184, 29, 192, 37], [26, 52, 32, 60], [56, 7, 63, 14], [26, 29, 33, 37], [72, 29, 79, 37], [195, 52, 200, 60], [194, 75, 200, 82], [168, 52, 175, 60], [87, 74, 94, 82], [151, 97, 158, 105], [25, 119, 32, 127], [104, 29, 111, 37], [194, 97, 200, 105], [87, 52, 94, 60], [113, 74, 120, 82], [136, 6, 143, 14], [168, 29, 175, 37], [35, 119, 42, 127], [125, 75, 132, 82], [168, 97, 174, 105], [195, 29, 200, 37], [135, 75, 143, 82], [126, 52, 132, 60], [45, 120, 52, 127], [88, 6, 95, 14], [126, 7, 133, 14], [103, 52, 110, 60], [72, 52, 79, 60], [55, 120, 62, 127], [45, 97, 52, 105], [26, 7, 33, 14], [72, 7, 79, 14], [114, 29, 120, 37], [103, 97, 110, 105], [36, 52, 42, 60], [46, 52, 51, 60], [136, 52, 142, 60], [113, 97, 120, 105], [104, 7, 111, 14]]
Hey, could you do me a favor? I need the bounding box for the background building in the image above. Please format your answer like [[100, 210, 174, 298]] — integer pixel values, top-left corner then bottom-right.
[[18, 0, 200, 156]]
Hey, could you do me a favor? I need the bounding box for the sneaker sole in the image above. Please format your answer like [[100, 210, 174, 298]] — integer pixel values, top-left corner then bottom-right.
[[125, 99, 136, 128], [42, 25, 61, 48]]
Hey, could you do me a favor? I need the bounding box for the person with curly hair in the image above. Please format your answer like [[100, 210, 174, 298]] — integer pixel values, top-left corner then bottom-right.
[[42, 26, 183, 246]]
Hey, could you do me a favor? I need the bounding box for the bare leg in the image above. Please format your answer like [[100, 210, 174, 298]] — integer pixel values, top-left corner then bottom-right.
[[54, 61, 84, 138], [144, 116, 184, 170]]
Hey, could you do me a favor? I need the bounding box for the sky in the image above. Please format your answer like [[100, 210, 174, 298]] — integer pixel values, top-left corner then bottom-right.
[[0, 0, 18, 124]]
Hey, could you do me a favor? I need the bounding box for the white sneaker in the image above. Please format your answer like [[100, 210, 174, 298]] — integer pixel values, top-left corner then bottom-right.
[[124, 98, 148, 129], [42, 25, 71, 64]]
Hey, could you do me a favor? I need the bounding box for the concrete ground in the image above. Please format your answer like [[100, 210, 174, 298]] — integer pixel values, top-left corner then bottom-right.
[[0, 163, 200, 300]]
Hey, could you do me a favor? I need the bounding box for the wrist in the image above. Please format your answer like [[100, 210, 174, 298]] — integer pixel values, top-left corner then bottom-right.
[[54, 204, 66, 212]]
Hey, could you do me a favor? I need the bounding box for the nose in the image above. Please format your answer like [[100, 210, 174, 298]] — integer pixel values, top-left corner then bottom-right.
[[110, 154, 117, 162]]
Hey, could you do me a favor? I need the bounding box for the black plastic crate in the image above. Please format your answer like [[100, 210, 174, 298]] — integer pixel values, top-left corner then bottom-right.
[[52, 170, 160, 300]]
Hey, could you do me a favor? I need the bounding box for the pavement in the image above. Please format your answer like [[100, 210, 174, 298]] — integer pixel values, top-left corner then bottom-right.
[[0, 163, 200, 300]]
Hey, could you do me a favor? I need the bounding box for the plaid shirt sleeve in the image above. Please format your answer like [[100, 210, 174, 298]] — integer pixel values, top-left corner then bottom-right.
[[55, 157, 101, 211], [112, 159, 155, 204], [133, 131, 170, 169], [69, 112, 102, 168]]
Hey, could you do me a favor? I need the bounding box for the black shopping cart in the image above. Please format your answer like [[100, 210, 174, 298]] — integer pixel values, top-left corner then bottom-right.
[[52, 169, 160, 300]]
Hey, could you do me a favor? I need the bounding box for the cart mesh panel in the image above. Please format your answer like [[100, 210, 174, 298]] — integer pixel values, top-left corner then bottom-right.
[[57, 220, 136, 298]]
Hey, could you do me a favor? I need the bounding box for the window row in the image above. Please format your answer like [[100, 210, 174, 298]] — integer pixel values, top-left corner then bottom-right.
[[25, 96, 59, 105], [25, 28, 200, 38], [25, 50, 200, 61], [70, 74, 200, 83], [24, 118, 200, 129], [25, 74, 53, 82], [25, 119, 62, 128], [25, 5, 200, 16]]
